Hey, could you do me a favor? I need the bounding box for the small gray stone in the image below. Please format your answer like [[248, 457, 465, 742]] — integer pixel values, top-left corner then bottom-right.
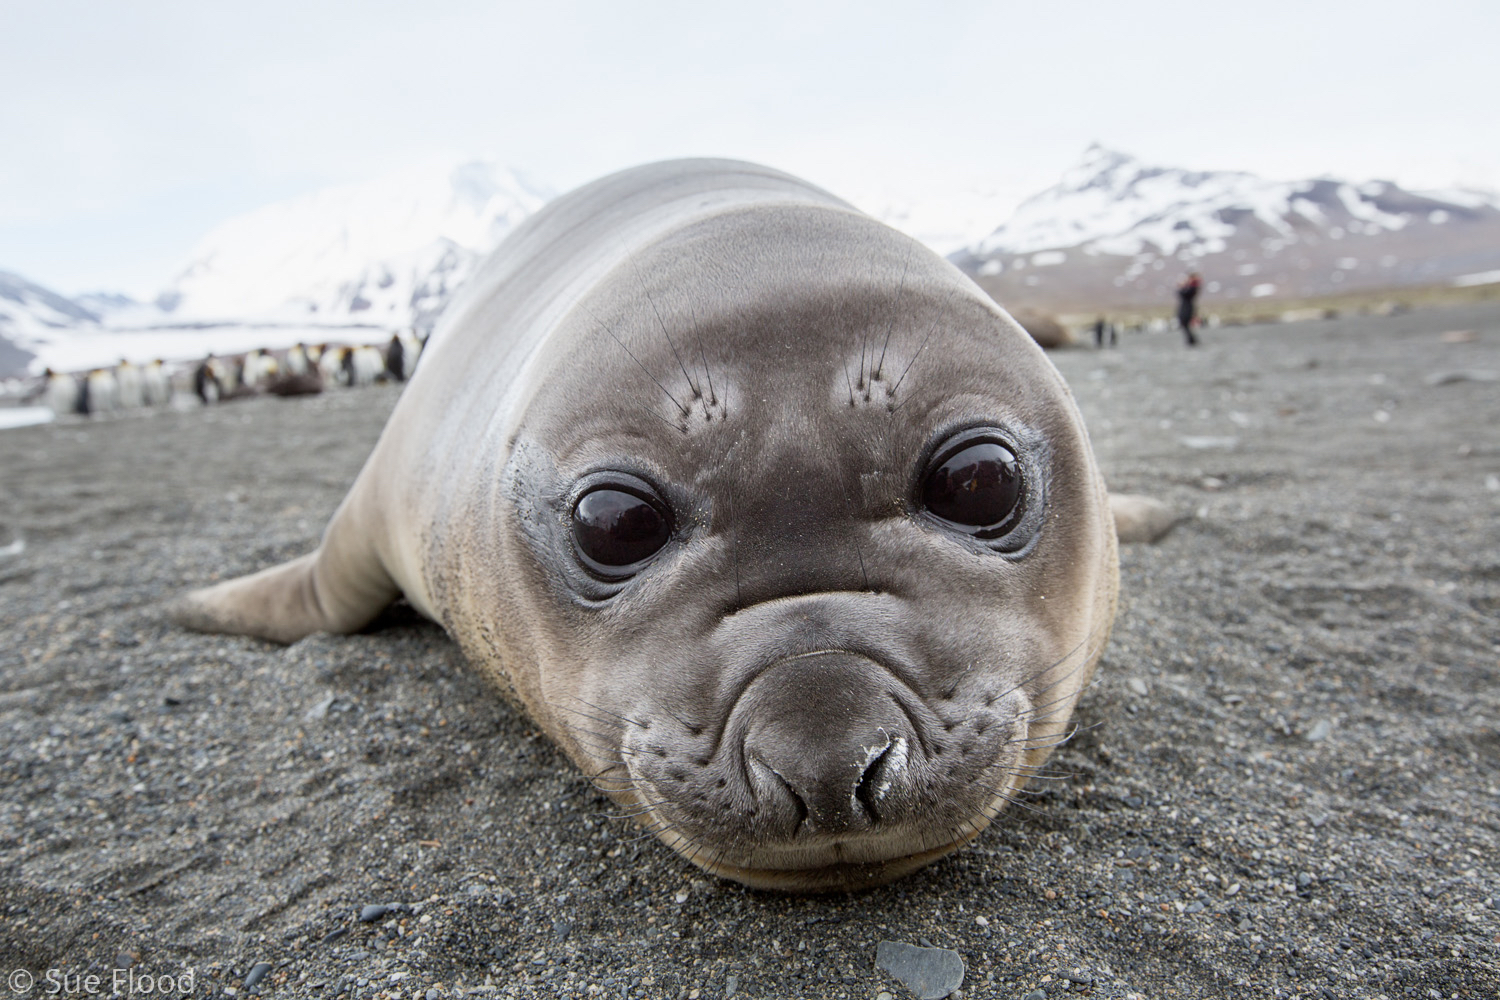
[[1424, 369, 1499, 386], [1126, 677, 1148, 696], [244, 962, 273, 988], [305, 694, 336, 721], [1178, 435, 1239, 450], [1023, 990, 1048, 1000], [359, 904, 390, 922], [875, 940, 965, 1000], [1303, 719, 1332, 743], [725, 973, 739, 998]]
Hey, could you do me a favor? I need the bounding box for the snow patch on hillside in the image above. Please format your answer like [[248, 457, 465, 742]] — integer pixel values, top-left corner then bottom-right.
[[157, 160, 551, 329], [969, 145, 1500, 260]]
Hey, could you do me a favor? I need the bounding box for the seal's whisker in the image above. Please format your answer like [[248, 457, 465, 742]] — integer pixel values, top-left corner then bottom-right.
[[554, 712, 631, 740], [996, 772, 1072, 784], [623, 243, 700, 399], [873, 250, 912, 380], [726, 457, 742, 607], [974, 790, 1049, 817], [566, 726, 628, 754], [619, 817, 686, 846], [639, 404, 689, 434], [1009, 717, 1103, 745], [1019, 688, 1089, 724], [585, 770, 645, 789], [554, 702, 628, 731], [642, 282, 701, 398], [566, 697, 647, 728], [695, 329, 716, 410], [1006, 721, 1082, 748], [660, 707, 705, 735], [598, 804, 665, 822], [841, 489, 871, 591], [887, 319, 939, 405], [989, 616, 1113, 709], [582, 301, 690, 417], [587, 760, 630, 780], [567, 730, 643, 757], [992, 766, 1075, 782]]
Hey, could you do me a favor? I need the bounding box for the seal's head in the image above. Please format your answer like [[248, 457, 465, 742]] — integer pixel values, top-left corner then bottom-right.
[[436, 200, 1119, 891]]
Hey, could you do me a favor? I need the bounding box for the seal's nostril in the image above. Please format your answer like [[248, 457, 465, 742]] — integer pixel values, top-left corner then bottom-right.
[[764, 766, 809, 831], [853, 735, 909, 822]]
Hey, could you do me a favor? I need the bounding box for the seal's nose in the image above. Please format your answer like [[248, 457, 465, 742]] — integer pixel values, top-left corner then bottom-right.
[[736, 652, 918, 835]]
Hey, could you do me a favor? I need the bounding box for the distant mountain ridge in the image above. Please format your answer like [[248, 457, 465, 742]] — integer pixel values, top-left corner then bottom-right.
[[951, 145, 1500, 313], [0, 160, 554, 379], [0, 270, 105, 375], [155, 160, 552, 331], [7, 150, 1500, 380]]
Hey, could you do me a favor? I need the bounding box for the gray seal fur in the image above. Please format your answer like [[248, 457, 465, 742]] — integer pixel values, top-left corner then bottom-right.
[[170, 159, 1122, 891]]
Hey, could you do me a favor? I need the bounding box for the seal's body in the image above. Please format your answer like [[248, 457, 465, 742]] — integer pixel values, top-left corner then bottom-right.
[[171, 160, 1125, 891]]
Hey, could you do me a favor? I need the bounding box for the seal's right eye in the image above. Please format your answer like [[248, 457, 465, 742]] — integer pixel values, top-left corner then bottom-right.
[[920, 436, 1024, 538], [571, 487, 672, 579]]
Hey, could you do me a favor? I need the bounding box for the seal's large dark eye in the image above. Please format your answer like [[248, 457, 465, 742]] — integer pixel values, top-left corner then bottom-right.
[[571, 487, 672, 578], [921, 437, 1023, 538]]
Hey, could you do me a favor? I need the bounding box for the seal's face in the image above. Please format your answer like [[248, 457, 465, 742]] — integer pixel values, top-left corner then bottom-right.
[[482, 207, 1116, 891]]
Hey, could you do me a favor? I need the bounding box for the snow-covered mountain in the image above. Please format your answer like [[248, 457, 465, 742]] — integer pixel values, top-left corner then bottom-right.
[[951, 145, 1500, 313], [0, 160, 553, 380], [155, 160, 552, 331], [0, 270, 106, 376]]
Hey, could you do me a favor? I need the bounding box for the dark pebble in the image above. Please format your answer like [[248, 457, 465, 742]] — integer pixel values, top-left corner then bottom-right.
[[359, 904, 391, 922], [1023, 990, 1048, 1000], [320, 928, 349, 945], [244, 962, 272, 987], [1124, 796, 1145, 808]]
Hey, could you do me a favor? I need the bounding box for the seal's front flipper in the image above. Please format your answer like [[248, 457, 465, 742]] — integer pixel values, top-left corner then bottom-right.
[[168, 546, 399, 645], [1110, 493, 1177, 544]]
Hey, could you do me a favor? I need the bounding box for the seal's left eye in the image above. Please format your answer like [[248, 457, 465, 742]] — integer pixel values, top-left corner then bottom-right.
[[571, 487, 672, 578]]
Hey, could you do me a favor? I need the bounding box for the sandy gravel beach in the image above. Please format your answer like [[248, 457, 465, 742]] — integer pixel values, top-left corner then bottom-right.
[[1, 303, 1497, 999]]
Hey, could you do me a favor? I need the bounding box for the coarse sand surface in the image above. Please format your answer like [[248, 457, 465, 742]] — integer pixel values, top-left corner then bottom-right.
[[1, 304, 1497, 999]]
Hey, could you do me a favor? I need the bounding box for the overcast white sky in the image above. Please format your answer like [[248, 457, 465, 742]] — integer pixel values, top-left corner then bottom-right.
[[3, 0, 1496, 298]]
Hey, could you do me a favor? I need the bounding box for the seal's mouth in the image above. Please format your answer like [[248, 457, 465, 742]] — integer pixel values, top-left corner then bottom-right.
[[635, 776, 1030, 892], [608, 647, 1032, 889]]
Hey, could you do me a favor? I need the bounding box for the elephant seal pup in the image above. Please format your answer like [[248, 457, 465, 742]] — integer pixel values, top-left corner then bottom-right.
[[170, 159, 1121, 892]]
